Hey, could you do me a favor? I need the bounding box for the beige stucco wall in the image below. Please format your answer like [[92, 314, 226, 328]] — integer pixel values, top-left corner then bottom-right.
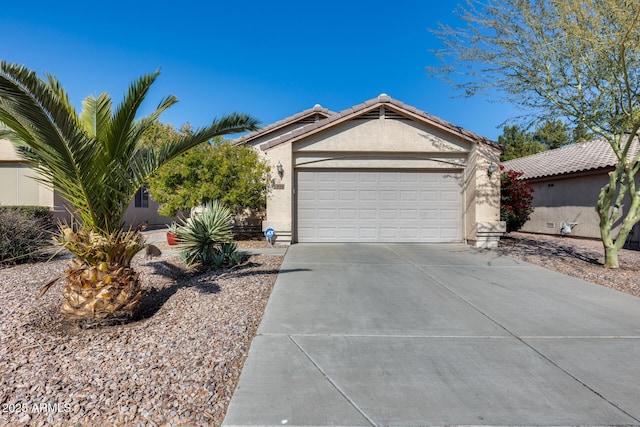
[[0, 163, 55, 207], [521, 172, 639, 244], [1, 138, 175, 227], [254, 115, 503, 246], [295, 119, 469, 153], [463, 143, 504, 247], [258, 142, 294, 243], [0, 138, 24, 161]]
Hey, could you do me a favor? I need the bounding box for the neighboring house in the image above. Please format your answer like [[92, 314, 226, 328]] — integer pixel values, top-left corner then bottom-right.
[[236, 94, 505, 247], [0, 138, 174, 227], [502, 138, 640, 245]]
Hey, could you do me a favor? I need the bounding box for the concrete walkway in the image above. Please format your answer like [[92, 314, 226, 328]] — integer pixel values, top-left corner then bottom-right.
[[223, 244, 640, 426]]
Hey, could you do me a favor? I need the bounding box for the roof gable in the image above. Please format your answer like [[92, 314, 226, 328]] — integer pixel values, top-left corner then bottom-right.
[[237, 94, 499, 151], [501, 138, 640, 180], [236, 104, 334, 146]]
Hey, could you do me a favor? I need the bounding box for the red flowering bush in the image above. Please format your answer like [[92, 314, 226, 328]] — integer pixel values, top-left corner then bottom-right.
[[500, 165, 534, 233]]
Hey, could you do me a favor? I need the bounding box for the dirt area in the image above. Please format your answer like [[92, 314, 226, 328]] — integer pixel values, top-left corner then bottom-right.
[[495, 232, 640, 297]]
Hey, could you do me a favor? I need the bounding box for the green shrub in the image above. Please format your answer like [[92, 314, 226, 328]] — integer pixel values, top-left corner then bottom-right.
[[0, 205, 54, 223], [147, 141, 270, 216], [0, 206, 54, 265], [177, 201, 235, 266]]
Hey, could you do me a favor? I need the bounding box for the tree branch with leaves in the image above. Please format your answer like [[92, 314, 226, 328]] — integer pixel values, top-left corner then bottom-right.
[[430, 0, 640, 267]]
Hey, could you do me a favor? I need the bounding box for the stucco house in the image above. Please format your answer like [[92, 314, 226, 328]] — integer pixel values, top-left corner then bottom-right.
[[0, 138, 173, 227], [237, 94, 505, 247], [502, 138, 640, 246]]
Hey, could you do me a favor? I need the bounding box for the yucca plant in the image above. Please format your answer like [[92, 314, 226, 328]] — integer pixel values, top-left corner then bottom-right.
[[0, 62, 258, 322], [177, 201, 235, 266]]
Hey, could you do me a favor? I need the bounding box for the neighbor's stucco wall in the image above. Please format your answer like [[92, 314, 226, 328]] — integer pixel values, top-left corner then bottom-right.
[[122, 198, 176, 228], [0, 138, 175, 227], [0, 138, 23, 161], [521, 172, 639, 244], [0, 163, 55, 208]]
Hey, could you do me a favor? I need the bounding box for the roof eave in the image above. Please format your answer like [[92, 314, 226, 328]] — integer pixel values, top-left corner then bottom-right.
[[260, 97, 499, 152]]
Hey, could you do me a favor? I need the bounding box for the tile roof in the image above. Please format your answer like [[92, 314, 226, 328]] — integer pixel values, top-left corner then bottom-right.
[[501, 138, 640, 180], [234, 104, 334, 145], [236, 94, 500, 151]]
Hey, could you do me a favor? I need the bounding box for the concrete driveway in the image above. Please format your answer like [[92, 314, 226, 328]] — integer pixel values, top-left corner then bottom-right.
[[223, 244, 640, 426]]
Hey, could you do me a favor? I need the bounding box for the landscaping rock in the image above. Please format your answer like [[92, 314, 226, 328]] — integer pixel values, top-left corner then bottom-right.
[[0, 253, 282, 426]]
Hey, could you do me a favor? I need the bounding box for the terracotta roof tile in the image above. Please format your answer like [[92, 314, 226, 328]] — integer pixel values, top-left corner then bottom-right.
[[234, 104, 334, 144], [501, 138, 640, 180], [251, 95, 499, 151]]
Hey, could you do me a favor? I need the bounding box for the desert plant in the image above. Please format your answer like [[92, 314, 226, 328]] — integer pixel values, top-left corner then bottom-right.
[[0, 207, 53, 265], [221, 242, 244, 267], [147, 142, 270, 216], [0, 62, 258, 321], [177, 201, 234, 266], [167, 222, 180, 234], [500, 167, 535, 233]]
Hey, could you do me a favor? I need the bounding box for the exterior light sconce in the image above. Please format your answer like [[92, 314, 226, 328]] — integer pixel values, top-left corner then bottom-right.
[[487, 162, 498, 176], [276, 161, 284, 178]]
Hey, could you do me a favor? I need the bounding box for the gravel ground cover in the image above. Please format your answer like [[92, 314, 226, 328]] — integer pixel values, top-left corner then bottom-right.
[[2, 232, 638, 426], [494, 232, 640, 297], [0, 251, 283, 427]]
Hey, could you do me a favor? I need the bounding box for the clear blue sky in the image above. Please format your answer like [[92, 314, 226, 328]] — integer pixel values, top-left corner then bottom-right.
[[1, 1, 516, 140]]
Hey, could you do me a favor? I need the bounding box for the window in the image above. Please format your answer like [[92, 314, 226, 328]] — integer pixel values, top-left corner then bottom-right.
[[134, 186, 149, 208]]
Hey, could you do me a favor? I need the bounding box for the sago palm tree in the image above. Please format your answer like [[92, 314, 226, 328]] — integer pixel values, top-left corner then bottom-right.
[[0, 62, 259, 322]]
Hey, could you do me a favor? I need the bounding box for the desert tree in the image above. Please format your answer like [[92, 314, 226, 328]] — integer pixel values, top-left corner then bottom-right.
[[431, 0, 640, 268]]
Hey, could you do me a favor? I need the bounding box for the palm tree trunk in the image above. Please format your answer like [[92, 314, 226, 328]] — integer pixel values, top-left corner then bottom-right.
[[61, 259, 142, 324]]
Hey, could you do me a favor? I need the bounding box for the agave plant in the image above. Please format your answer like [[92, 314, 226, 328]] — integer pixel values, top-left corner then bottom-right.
[[0, 62, 258, 322], [177, 200, 236, 266]]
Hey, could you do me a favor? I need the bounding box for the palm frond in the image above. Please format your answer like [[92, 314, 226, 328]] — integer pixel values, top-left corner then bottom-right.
[[1, 62, 259, 236], [79, 93, 112, 140]]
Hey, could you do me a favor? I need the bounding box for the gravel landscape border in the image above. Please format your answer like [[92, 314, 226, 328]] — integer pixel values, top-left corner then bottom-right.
[[1, 252, 283, 426]]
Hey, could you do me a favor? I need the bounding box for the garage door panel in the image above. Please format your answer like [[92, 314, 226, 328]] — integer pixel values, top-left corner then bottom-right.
[[441, 209, 459, 220], [400, 190, 418, 201], [297, 170, 462, 243], [420, 190, 438, 201], [380, 190, 397, 201], [298, 190, 316, 201], [339, 190, 357, 200], [317, 209, 336, 220], [358, 228, 377, 239], [359, 209, 377, 220], [441, 227, 461, 239], [441, 190, 460, 201], [359, 190, 377, 201], [400, 209, 419, 220], [339, 209, 357, 220]]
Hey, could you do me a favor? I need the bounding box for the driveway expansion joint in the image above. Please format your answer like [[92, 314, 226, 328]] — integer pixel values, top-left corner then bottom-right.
[[288, 335, 377, 427], [381, 245, 640, 424]]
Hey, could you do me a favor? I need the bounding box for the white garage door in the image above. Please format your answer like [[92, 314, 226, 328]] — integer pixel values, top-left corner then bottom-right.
[[296, 170, 463, 242]]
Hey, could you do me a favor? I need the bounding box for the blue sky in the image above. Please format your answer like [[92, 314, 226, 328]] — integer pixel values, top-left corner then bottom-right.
[[1, 1, 517, 140]]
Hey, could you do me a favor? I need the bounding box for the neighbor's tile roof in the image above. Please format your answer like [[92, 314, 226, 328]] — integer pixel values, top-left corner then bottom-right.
[[501, 138, 640, 180], [237, 94, 500, 150]]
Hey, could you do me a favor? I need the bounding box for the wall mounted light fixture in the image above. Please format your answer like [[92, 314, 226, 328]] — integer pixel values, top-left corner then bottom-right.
[[487, 162, 498, 176], [276, 161, 284, 178]]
